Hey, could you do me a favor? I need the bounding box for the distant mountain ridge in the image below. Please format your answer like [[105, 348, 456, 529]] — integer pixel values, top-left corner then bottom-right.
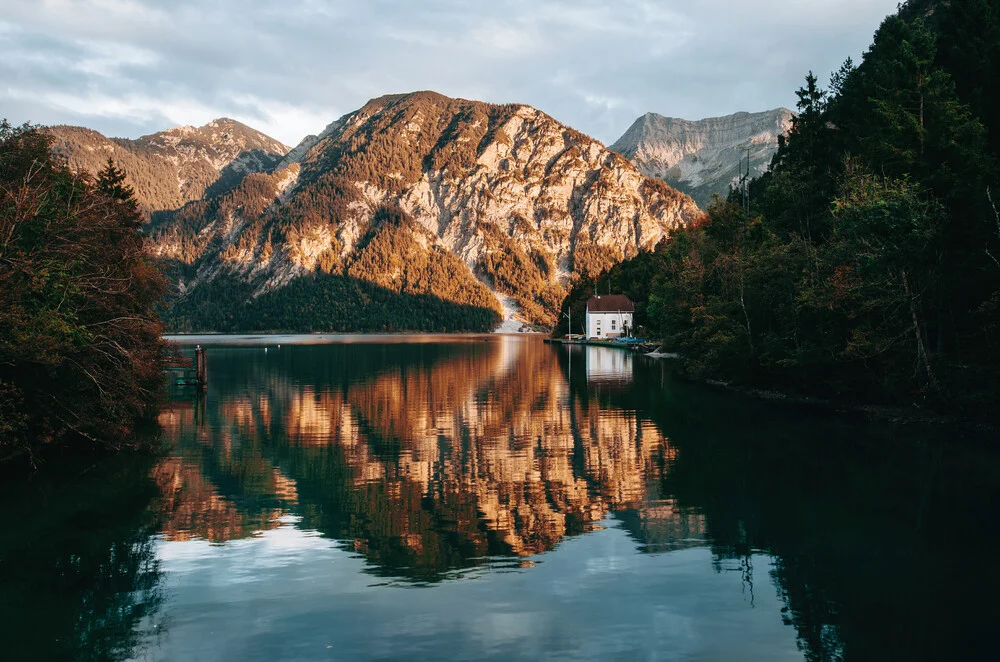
[[611, 108, 794, 208], [148, 91, 703, 331], [46, 119, 289, 216]]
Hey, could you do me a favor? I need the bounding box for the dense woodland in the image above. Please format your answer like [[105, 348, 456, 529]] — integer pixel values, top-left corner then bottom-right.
[[0, 123, 166, 465], [165, 273, 501, 333], [559, 0, 1000, 416], [163, 206, 502, 333]]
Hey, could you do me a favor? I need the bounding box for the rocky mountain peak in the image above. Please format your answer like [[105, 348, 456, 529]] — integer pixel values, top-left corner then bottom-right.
[[138, 118, 289, 159], [611, 108, 794, 208], [47, 119, 290, 216], [153, 90, 702, 331]]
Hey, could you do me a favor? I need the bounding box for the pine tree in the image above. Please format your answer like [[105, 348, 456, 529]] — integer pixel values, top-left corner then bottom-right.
[[97, 158, 142, 229], [0, 123, 166, 467]]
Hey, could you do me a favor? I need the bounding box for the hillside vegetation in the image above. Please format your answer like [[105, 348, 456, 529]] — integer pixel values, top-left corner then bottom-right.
[[151, 92, 700, 331], [165, 207, 502, 333], [0, 122, 166, 466], [47, 119, 288, 217], [560, 0, 1000, 416]]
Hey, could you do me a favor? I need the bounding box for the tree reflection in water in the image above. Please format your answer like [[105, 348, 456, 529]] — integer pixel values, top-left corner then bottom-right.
[[155, 340, 703, 582], [7, 337, 995, 661], [623, 358, 1000, 662], [0, 452, 165, 661]]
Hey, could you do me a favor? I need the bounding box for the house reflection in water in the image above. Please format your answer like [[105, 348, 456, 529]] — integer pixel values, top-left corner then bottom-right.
[[154, 338, 703, 581], [584, 345, 634, 385]]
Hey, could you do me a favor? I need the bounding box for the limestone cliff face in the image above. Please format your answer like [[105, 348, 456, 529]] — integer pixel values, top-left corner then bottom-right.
[[46, 119, 289, 216], [315, 93, 701, 270], [611, 108, 794, 208], [152, 92, 702, 328]]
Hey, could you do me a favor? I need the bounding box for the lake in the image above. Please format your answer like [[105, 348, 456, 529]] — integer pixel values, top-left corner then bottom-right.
[[3, 335, 998, 660]]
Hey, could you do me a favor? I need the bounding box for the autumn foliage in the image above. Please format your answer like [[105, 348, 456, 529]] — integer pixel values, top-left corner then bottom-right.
[[559, 4, 1000, 414], [0, 122, 166, 465]]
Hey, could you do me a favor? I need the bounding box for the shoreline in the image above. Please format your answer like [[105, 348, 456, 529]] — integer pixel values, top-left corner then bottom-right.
[[634, 346, 999, 434], [163, 331, 548, 345], [626, 342, 997, 433], [691, 375, 999, 435]]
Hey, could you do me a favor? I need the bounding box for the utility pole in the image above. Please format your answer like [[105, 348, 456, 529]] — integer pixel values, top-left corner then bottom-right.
[[746, 144, 751, 215], [738, 144, 751, 216]]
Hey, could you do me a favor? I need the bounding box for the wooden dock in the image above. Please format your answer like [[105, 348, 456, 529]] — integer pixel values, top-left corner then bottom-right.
[[544, 338, 660, 353], [161, 346, 207, 389]]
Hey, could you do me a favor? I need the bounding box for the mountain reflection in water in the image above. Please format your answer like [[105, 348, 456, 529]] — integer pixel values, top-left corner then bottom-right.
[[3, 335, 998, 661], [155, 339, 704, 576]]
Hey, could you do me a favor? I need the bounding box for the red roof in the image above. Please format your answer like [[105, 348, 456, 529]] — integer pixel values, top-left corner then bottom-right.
[[586, 295, 634, 313]]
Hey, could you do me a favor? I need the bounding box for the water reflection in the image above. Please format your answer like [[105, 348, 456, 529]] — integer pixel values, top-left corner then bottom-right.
[[0, 455, 165, 661], [582, 345, 634, 385], [147, 337, 1000, 661], [3, 336, 997, 660], [157, 339, 702, 578]]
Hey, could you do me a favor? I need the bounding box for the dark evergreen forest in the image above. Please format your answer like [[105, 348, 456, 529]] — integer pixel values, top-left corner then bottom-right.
[[0, 124, 166, 466], [164, 273, 501, 334], [558, 0, 1000, 416]]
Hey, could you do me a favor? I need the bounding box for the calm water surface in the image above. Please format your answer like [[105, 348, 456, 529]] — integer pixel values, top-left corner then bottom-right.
[[4, 335, 999, 661]]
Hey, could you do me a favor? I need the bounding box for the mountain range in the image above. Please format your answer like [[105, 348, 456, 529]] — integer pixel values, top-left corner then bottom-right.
[[52, 91, 702, 331], [48, 120, 288, 216], [46, 95, 794, 332], [610, 108, 794, 208]]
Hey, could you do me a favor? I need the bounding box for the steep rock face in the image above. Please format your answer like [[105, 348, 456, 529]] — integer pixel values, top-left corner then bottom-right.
[[611, 109, 794, 208], [46, 119, 289, 216], [153, 92, 702, 329]]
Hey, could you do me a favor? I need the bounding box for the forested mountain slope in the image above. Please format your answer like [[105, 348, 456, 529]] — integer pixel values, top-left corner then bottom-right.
[[151, 91, 702, 331], [561, 0, 1000, 416], [46, 120, 289, 216]]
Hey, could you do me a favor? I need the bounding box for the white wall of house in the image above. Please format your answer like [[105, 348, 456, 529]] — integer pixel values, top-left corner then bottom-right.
[[586, 311, 633, 338]]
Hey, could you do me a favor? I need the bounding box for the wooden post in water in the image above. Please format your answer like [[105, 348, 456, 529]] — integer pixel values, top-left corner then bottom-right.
[[195, 345, 207, 390], [195, 387, 206, 425]]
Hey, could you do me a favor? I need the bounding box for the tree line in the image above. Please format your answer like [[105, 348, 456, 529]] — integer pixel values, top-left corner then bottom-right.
[[163, 206, 502, 333], [559, 1, 1000, 416], [1, 123, 167, 467]]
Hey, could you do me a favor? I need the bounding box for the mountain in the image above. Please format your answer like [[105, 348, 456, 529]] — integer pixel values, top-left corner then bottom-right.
[[151, 91, 702, 331], [46, 119, 289, 216], [611, 109, 794, 208]]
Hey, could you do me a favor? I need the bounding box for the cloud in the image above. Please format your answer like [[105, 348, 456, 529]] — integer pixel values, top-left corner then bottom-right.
[[0, 0, 901, 147]]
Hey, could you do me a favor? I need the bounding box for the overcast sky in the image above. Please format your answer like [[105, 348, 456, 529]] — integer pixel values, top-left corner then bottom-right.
[[1, 0, 901, 148]]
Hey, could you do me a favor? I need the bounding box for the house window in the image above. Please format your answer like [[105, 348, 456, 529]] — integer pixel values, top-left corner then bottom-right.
[[611, 320, 616, 331]]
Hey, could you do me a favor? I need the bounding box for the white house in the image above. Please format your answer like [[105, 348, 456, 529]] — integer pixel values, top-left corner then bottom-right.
[[586, 295, 634, 338]]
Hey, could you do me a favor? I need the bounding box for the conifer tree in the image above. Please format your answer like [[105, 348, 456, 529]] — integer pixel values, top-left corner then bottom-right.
[[0, 122, 166, 467]]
